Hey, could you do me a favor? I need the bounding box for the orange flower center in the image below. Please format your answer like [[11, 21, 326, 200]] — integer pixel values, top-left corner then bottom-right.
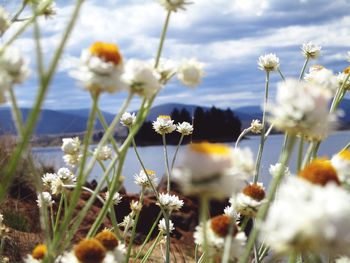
[[344, 66, 350, 74], [299, 159, 339, 186], [242, 184, 265, 201], [89, 42, 122, 65], [95, 230, 119, 251], [338, 150, 350, 161], [74, 239, 106, 263], [32, 244, 47, 260], [190, 142, 231, 156], [210, 215, 238, 237]]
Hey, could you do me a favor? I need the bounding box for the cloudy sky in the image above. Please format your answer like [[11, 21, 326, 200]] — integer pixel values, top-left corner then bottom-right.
[[2, 0, 350, 113]]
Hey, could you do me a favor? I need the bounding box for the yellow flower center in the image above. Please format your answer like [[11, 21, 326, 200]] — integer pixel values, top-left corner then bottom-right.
[[299, 158, 339, 186], [95, 230, 119, 251], [344, 66, 350, 74], [242, 184, 265, 201], [89, 42, 122, 65], [74, 239, 106, 263], [338, 150, 350, 161], [145, 169, 156, 176], [210, 215, 238, 237], [32, 244, 47, 260], [158, 115, 171, 120], [190, 142, 231, 156]]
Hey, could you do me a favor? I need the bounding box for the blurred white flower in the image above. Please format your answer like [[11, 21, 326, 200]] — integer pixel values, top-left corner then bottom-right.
[[130, 200, 142, 212], [70, 42, 126, 94], [337, 71, 350, 90], [105, 191, 122, 206], [331, 150, 350, 186], [336, 257, 350, 263], [134, 169, 157, 189], [157, 193, 183, 212], [122, 59, 162, 98], [223, 205, 238, 219], [61, 137, 80, 155], [152, 115, 176, 135], [24, 244, 47, 263], [177, 58, 204, 88], [301, 42, 322, 59], [250, 119, 263, 134], [172, 143, 254, 199], [262, 177, 350, 256], [269, 163, 291, 177], [158, 218, 175, 233], [0, 7, 10, 35], [94, 146, 113, 161], [42, 2, 57, 19], [194, 215, 246, 260], [36, 192, 54, 208], [304, 66, 338, 94], [42, 173, 58, 188], [158, 0, 191, 12], [176, 121, 193, 135], [104, 244, 126, 263], [120, 214, 134, 228], [63, 153, 82, 168], [266, 79, 336, 140], [257, 53, 279, 72], [51, 177, 64, 195], [57, 167, 76, 184], [120, 112, 136, 127]]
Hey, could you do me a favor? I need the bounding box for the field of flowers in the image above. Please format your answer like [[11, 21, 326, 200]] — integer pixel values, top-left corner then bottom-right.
[[1, 0, 350, 262]]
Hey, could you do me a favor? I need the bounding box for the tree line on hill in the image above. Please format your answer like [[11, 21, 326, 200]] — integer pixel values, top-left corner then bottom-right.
[[134, 106, 242, 145]]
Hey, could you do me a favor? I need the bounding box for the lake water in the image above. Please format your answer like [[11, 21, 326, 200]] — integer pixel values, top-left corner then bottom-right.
[[32, 130, 350, 193]]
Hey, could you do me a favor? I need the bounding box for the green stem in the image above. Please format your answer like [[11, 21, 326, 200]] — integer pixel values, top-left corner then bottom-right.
[[154, 10, 171, 68], [8, 89, 24, 135], [299, 57, 309, 80], [278, 68, 285, 81], [239, 135, 296, 263], [171, 134, 184, 170], [162, 134, 171, 193], [199, 195, 210, 262], [235, 128, 250, 148], [341, 142, 350, 151], [140, 231, 163, 263], [10, 1, 27, 23], [296, 137, 304, 172], [165, 210, 171, 263], [288, 252, 297, 263], [221, 216, 236, 263], [53, 194, 64, 233], [254, 71, 270, 183]]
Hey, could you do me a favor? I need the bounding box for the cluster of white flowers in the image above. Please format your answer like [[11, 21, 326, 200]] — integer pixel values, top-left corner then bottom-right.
[[0, 47, 30, 104], [172, 143, 254, 199], [177, 58, 204, 88], [0, 7, 10, 35], [157, 193, 184, 212], [301, 42, 322, 59], [249, 119, 263, 134], [61, 137, 82, 167], [41, 167, 76, 196], [176, 121, 193, 135], [120, 112, 136, 127], [152, 115, 177, 135], [158, 218, 175, 233], [304, 66, 338, 94], [158, 0, 192, 12], [331, 150, 350, 186], [105, 191, 122, 206], [266, 79, 337, 140], [36, 192, 54, 208], [194, 215, 246, 260], [257, 53, 280, 72], [134, 169, 157, 189], [94, 146, 113, 161], [262, 176, 350, 256]]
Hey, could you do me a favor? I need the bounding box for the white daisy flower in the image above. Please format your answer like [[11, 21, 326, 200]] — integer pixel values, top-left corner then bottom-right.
[[176, 121, 193, 135], [36, 192, 54, 208], [157, 193, 183, 212], [60, 239, 107, 263], [134, 169, 157, 188], [122, 59, 162, 98], [61, 137, 80, 155], [158, 218, 175, 233], [250, 119, 263, 134], [152, 115, 176, 135], [24, 244, 47, 263], [57, 167, 76, 184], [0, 7, 10, 35], [304, 66, 338, 94], [172, 143, 254, 199], [301, 42, 322, 59], [177, 58, 205, 88], [158, 0, 192, 12], [257, 53, 280, 72], [120, 112, 136, 127], [94, 146, 113, 161], [266, 79, 336, 140], [105, 191, 122, 206], [331, 150, 350, 186], [70, 42, 126, 94]]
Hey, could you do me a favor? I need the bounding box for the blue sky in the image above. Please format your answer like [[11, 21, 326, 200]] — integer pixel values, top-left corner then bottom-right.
[[2, 0, 350, 113]]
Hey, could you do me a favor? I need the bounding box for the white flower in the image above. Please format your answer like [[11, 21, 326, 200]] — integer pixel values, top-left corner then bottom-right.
[[337, 72, 350, 90], [63, 153, 82, 167], [24, 255, 42, 263], [158, 218, 175, 233], [154, 58, 177, 81], [94, 146, 113, 161], [120, 112, 136, 127], [266, 79, 336, 140], [331, 150, 350, 186], [122, 59, 162, 98], [0, 213, 3, 225], [257, 53, 279, 72], [50, 177, 64, 195], [42, 173, 58, 188], [177, 58, 205, 88], [0, 7, 10, 35], [130, 200, 142, 212], [105, 191, 122, 206], [176, 121, 193, 135], [134, 169, 157, 188], [158, 0, 191, 12], [194, 215, 246, 260], [172, 143, 254, 199], [42, 2, 57, 19], [36, 192, 54, 208], [120, 214, 134, 228], [152, 115, 176, 135], [223, 205, 238, 219], [157, 193, 183, 212], [70, 42, 126, 94], [304, 66, 338, 94], [301, 42, 322, 59], [250, 119, 263, 134], [262, 177, 350, 256], [336, 257, 350, 263], [269, 163, 291, 177], [57, 167, 76, 184], [61, 137, 80, 155], [104, 244, 126, 263]]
